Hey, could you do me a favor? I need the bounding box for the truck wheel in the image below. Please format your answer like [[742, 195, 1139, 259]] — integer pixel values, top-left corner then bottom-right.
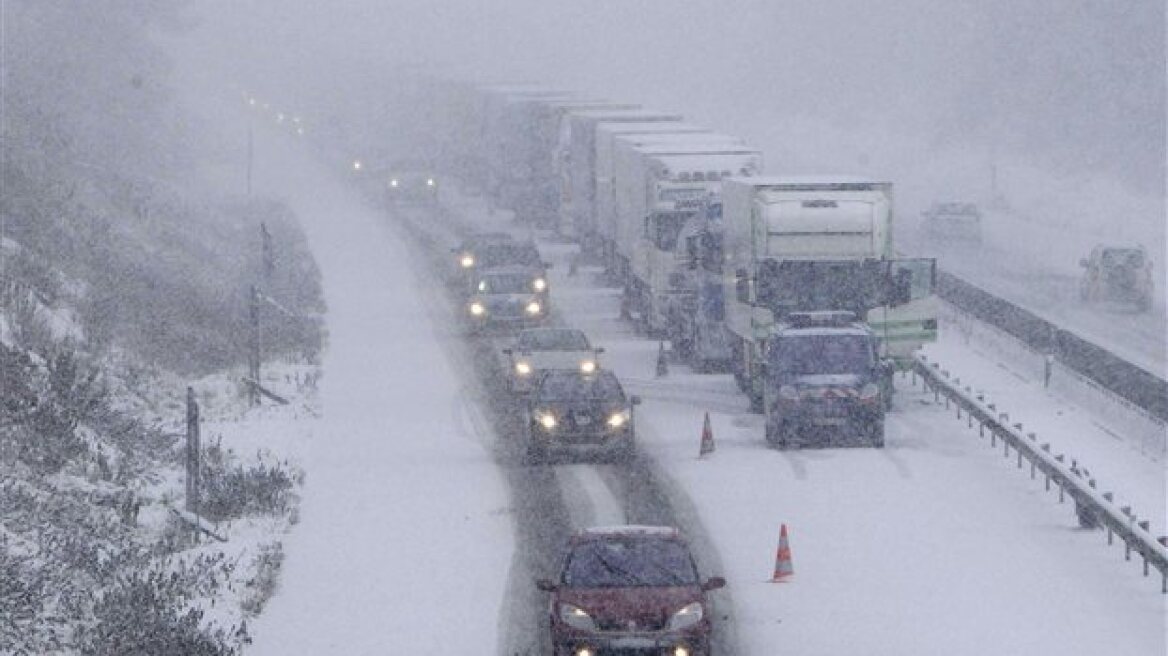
[[869, 421, 885, 448], [730, 340, 748, 392], [765, 419, 782, 447], [749, 388, 764, 414]]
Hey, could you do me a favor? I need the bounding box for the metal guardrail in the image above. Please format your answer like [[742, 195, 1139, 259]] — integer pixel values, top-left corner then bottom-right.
[[913, 353, 1168, 593], [935, 269, 1168, 423]]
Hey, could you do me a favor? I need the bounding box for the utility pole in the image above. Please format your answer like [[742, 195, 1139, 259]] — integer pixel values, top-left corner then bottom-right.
[[246, 121, 254, 196], [185, 387, 200, 516], [248, 285, 261, 406], [261, 222, 275, 284]]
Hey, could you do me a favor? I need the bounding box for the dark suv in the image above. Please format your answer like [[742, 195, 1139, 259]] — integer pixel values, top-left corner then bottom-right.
[[764, 312, 892, 448], [451, 237, 549, 294], [537, 526, 725, 656], [524, 369, 640, 462], [1079, 245, 1153, 312]]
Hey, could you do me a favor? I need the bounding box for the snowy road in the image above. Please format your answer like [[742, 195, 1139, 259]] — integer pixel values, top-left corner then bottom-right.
[[244, 133, 514, 653]]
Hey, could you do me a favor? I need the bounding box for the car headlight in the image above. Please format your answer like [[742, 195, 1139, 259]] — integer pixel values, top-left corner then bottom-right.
[[426, 178, 435, 186], [558, 604, 595, 630], [579, 359, 596, 374], [778, 385, 800, 401], [606, 410, 630, 428], [537, 412, 556, 430], [859, 383, 880, 402], [532, 277, 547, 291], [469, 302, 485, 316], [666, 602, 703, 630], [515, 361, 532, 376], [390, 178, 399, 188], [460, 255, 474, 268], [525, 300, 542, 316]]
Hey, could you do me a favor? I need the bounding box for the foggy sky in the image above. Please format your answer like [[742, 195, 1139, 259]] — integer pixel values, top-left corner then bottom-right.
[[191, 0, 1164, 197]]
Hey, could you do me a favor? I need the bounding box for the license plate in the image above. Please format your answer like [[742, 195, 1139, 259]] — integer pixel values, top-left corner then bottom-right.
[[813, 417, 847, 426], [575, 414, 592, 426]]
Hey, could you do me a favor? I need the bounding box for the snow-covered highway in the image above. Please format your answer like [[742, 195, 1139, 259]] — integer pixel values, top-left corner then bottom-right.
[[238, 125, 1163, 654]]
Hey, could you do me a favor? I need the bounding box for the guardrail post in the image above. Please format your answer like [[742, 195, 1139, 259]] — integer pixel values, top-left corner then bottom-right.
[[1103, 493, 1115, 544], [1138, 521, 1151, 574]]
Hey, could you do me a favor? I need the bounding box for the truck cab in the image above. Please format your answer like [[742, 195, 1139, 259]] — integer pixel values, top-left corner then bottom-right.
[[763, 312, 891, 449]]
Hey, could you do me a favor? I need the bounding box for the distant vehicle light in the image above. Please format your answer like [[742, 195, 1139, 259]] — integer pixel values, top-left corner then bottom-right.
[[515, 361, 532, 376], [469, 302, 485, 316], [352, 160, 363, 171], [579, 360, 596, 374], [532, 278, 547, 291], [538, 412, 557, 430], [525, 301, 542, 316], [426, 178, 436, 187], [460, 255, 475, 268], [390, 179, 399, 188]]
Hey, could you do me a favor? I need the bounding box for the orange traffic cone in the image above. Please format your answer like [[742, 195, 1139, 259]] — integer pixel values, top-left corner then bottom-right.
[[771, 524, 794, 582], [699, 412, 715, 457]]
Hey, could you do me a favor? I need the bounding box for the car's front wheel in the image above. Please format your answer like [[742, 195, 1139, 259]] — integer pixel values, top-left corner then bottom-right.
[[867, 419, 886, 448]]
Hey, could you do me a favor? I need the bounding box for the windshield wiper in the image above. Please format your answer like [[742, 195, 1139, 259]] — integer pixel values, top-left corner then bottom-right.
[[592, 551, 651, 587]]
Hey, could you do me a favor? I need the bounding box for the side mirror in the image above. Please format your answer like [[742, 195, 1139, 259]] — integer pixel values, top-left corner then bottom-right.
[[594, 347, 606, 355], [535, 578, 557, 592], [702, 576, 726, 591], [630, 395, 642, 406], [502, 348, 513, 355], [1078, 258, 1088, 268]]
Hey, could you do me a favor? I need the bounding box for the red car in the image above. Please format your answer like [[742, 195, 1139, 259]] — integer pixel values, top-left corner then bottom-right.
[[536, 526, 726, 656]]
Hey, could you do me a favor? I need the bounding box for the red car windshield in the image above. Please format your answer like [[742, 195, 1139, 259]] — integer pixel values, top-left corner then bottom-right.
[[563, 538, 699, 588]]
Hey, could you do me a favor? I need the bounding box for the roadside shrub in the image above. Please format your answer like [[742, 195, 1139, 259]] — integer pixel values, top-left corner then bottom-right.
[[240, 542, 284, 617], [76, 563, 238, 656], [199, 442, 298, 522]]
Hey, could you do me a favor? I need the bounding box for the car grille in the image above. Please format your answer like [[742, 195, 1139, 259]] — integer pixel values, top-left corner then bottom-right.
[[807, 398, 851, 418], [595, 616, 667, 632], [564, 410, 603, 431]]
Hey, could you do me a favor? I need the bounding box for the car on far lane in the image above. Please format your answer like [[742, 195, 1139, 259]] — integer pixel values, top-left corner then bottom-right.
[[523, 369, 639, 462], [536, 525, 725, 656], [502, 327, 604, 395], [921, 201, 982, 244], [385, 166, 440, 206]]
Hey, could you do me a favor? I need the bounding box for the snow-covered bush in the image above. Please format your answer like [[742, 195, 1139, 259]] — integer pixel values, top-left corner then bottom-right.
[[198, 441, 299, 522]]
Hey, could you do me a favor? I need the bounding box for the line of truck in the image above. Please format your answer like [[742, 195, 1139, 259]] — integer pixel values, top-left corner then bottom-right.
[[419, 82, 940, 444]]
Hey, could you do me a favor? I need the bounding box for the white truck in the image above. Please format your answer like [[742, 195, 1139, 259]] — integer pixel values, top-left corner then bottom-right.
[[593, 122, 714, 268], [481, 89, 576, 213], [497, 98, 639, 225], [598, 130, 744, 276], [565, 109, 684, 247], [720, 177, 937, 410], [612, 142, 763, 340]]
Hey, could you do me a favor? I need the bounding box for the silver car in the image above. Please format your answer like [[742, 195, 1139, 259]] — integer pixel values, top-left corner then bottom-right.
[[502, 327, 604, 395]]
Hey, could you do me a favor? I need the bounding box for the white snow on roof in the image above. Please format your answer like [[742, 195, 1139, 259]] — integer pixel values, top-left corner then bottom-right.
[[580, 525, 680, 537], [727, 174, 890, 186]]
